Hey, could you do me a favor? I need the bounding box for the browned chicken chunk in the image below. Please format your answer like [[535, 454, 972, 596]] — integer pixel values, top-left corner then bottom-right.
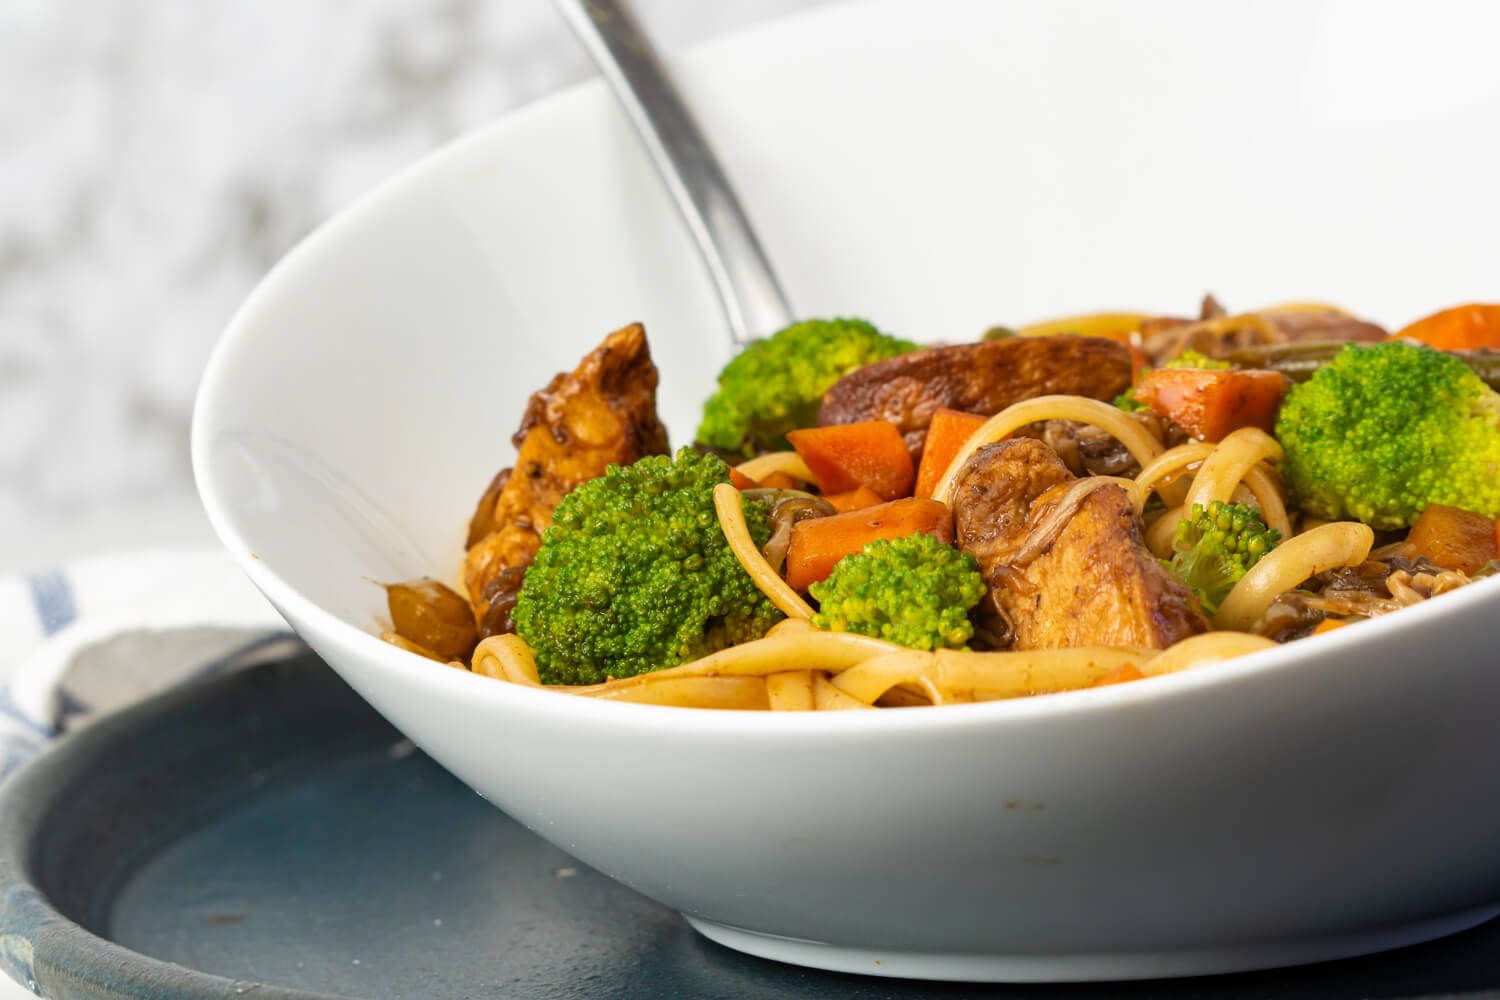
[[952, 438, 1206, 650], [463, 323, 669, 635], [817, 336, 1132, 459]]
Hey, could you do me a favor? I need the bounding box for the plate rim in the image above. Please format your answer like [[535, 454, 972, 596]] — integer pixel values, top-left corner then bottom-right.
[[0, 656, 346, 1000]]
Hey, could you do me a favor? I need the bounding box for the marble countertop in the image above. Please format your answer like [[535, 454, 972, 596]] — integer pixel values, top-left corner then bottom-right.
[[2, 9, 834, 994], [0, 0, 831, 575]]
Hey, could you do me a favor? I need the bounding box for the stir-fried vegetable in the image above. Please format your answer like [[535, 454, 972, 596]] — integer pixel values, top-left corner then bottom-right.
[[696, 318, 915, 456], [810, 533, 985, 651], [1115, 349, 1230, 413], [1405, 504, 1498, 576], [914, 408, 988, 498], [384, 579, 477, 661], [1166, 501, 1281, 617], [1395, 303, 1500, 351], [787, 420, 914, 500], [785, 497, 952, 591], [1276, 341, 1500, 528], [1134, 368, 1290, 442], [514, 449, 782, 684], [1222, 340, 1500, 391]]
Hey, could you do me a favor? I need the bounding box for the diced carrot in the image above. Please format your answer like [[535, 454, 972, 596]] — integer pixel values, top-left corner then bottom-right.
[[1312, 618, 1348, 635], [761, 471, 803, 490], [1134, 368, 1290, 443], [824, 486, 886, 513], [914, 408, 989, 499], [785, 498, 952, 591], [728, 466, 759, 490], [1406, 503, 1498, 576], [1092, 664, 1146, 687], [1394, 303, 1500, 351], [786, 421, 915, 500]]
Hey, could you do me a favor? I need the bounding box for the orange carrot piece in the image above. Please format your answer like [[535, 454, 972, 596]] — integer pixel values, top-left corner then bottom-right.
[[785, 498, 952, 591], [1406, 504, 1498, 576], [914, 408, 989, 499], [728, 466, 759, 490], [1394, 303, 1500, 351], [1134, 368, 1290, 443], [759, 470, 802, 491], [1092, 664, 1146, 687], [787, 421, 914, 500], [824, 486, 886, 513], [1312, 618, 1348, 635]]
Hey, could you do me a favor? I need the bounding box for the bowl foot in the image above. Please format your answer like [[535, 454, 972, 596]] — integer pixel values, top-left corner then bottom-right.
[[685, 904, 1500, 982]]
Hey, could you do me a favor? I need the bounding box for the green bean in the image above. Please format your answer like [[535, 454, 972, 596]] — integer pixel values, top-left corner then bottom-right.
[[1223, 341, 1500, 390]]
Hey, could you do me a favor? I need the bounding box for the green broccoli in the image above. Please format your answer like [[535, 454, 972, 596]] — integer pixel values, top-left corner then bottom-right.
[[1165, 350, 1232, 371], [696, 318, 916, 456], [513, 448, 782, 685], [1114, 388, 1149, 413], [1167, 501, 1281, 617], [809, 533, 986, 651], [1275, 341, 1500, 529], [1115, 350, 1231, 412]]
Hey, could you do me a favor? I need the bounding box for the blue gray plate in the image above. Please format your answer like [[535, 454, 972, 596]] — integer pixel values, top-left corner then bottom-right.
[[2, 652, 1499, 999]]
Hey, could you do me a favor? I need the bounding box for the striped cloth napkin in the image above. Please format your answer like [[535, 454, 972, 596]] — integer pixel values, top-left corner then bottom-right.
[[0, 548, 294, 782]]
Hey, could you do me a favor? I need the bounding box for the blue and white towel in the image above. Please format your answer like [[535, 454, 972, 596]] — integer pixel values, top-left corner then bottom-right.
[[0, 548, 293, 782]]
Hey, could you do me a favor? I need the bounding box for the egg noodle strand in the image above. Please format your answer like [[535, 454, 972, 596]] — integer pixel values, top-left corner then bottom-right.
[[734, 451, 816, 484], [1135, 443, 1214, 513], [713, 483, 815, 620], [1145, 503, 1187, 558], [1183, 428, 1284, 520], [765, 670, 817, 711], [931, 395, 1165, 505], [1213, 522, 1374, 631], [468, 627, 1278, 710], [1135, 431, 1290, 556]]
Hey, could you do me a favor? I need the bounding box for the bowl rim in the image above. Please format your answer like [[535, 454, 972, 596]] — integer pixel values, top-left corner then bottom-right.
[[191, 0, 1500, 737]]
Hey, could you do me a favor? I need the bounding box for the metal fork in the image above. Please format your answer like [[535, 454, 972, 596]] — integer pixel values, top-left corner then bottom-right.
[[553, 0, 794, 349]]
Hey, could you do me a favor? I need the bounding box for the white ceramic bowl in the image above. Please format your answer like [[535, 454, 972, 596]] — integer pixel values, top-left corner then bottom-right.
[[193, 0, 1500, 981]]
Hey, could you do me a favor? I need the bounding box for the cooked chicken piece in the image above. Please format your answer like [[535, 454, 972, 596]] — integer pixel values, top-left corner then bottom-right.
[[463, 323, 669, 635], [817, 336, 1132, 459], [952, 438, 1206, 650]]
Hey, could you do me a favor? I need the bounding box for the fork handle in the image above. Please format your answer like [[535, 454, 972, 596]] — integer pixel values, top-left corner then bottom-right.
[[554, 0, 795, 348]]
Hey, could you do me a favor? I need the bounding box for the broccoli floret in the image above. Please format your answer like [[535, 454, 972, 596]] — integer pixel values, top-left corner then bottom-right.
[[1164, 350, 1232, 371], [809, 533, 986, 651], [1167, 501, 1281, 617], [696, 318, 916, 456], [513, 448, 782, 684], [1113, 387, 1148, 413], [1115, 350, 1230, 411], [1275, 341, 1500, 529]]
